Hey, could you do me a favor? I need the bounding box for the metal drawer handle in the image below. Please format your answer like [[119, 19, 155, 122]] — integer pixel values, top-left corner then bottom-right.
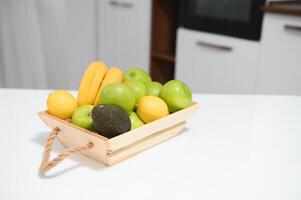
[[196, 41, 233, 51], [284, 24, 301, 32], [109, 0, 134, 8]]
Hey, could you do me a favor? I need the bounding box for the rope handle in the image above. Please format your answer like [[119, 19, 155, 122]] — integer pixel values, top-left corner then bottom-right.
[[39, 128, 94, 174]]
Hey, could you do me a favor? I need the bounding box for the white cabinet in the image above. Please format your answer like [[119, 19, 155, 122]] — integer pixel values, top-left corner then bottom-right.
[[257, 14, 301, 95], [37, 0, 96, 89], [98, 0, 151, 72], [176, 28, 260, 94]]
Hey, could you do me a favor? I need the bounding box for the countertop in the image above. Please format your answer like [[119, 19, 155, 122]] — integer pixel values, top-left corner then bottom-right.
[[0, 89, 300, 200], [262, 1, 301, 16]]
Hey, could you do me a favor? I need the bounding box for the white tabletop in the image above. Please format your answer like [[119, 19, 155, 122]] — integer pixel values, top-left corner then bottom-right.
[[0, 89, 300, 200]]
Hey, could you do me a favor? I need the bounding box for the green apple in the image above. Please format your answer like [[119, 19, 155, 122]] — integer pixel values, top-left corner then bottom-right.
[[160, 80, 192, 113], [123, 80, 146, 104], [100, 83, 135, 114], [146, 81, 162, 96], [129, 112, 144, 130], [71, 105, 94, 131], [123, 68, 151, 87]]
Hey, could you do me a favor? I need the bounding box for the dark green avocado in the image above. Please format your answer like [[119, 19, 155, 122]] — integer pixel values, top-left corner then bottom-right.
[[92, 104, 131, 138]]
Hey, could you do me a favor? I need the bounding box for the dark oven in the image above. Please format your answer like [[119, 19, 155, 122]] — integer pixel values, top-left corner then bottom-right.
[[179, 0, 266, 41]]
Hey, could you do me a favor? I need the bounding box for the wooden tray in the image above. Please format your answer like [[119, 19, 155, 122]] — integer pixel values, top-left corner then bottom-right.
[[38, 102, 200, 169]]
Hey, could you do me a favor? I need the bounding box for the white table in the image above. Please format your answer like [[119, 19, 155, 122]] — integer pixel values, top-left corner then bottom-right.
[[0, 89, 300, 200]]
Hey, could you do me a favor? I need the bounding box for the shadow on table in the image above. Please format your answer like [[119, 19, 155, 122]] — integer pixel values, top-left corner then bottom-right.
[[31, 132, 107, 179]]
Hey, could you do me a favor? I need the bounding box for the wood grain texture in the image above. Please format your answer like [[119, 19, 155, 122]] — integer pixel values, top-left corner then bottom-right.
[[108, 102, 200, 153], [38, 102, 200, 166], [262, 5, 301, 17], [150, 0, 178, 83], [38, 112, 108, 164], [107, 122, 186, 166], [152, 52, 175, 63]]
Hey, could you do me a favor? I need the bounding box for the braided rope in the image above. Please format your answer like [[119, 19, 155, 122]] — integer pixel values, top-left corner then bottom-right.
[[39, 128, 94, 174]]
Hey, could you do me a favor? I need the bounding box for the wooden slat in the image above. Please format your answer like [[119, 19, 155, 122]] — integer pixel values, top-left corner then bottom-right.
[[152, 52, 175, 63], [107, 122, 186, 166], [262, 5, 301, 16], [107, 102, 200, 153]]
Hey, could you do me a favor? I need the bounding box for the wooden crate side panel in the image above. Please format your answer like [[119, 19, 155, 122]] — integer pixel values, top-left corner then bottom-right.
[[108, 102, 200, 152], [38, 112, 108, 164], [106, 122, 186, 166]]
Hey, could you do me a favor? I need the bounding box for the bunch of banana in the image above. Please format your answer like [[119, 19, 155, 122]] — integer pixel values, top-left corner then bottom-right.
[[94, 67, 123, 105], [77, 61, 123, 106]]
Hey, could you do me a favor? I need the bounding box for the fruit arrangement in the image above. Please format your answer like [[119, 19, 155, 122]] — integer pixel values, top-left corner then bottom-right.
[[46, 61, 192, 139]]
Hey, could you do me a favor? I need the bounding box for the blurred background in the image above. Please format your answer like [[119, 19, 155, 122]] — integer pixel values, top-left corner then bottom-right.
[[0, 0, 300, 95]]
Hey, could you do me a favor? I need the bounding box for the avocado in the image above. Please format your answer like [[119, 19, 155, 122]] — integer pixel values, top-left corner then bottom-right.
[[92, 104, 131, 138]]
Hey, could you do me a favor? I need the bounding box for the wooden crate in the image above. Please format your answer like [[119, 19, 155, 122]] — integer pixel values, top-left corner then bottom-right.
[[38, 102, 200, 167]]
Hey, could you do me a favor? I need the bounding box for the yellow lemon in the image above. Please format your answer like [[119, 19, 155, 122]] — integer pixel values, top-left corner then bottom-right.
[[137, 96, 169, 123], [47, 90, 78, 119]]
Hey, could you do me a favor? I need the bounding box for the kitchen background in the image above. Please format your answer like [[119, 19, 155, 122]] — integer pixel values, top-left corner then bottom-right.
[[0, 0, 300, 95]]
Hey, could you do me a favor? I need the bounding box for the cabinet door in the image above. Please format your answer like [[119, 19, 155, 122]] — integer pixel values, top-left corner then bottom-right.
[[258, 14, 301, 95], [37, 0, 96, 89], [98, 0, 151, 72], [176, 28, 260, 94]]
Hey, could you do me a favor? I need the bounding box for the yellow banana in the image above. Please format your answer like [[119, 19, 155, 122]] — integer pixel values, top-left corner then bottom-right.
[[94, 67, 123, 105], [77, 61, 108, 106]]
